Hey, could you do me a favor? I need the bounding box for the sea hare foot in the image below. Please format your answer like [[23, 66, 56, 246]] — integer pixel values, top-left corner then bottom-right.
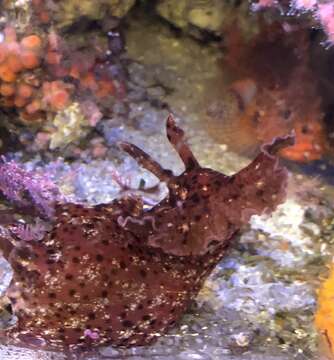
[[0, 115, 293, 351]]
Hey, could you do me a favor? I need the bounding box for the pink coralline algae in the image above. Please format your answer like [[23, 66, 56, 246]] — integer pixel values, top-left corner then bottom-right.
[[0, 158, 62, 219], [0, 116, 293, 352], [317, 2, 334, 42], [252, 0, 334, 44]]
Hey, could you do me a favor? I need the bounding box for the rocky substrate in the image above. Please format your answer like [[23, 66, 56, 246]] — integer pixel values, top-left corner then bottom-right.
[[0, 8, 333, 360]]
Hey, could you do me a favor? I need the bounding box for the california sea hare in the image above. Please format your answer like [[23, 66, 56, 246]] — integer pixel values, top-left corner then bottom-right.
[[0, 115, 293, 352]]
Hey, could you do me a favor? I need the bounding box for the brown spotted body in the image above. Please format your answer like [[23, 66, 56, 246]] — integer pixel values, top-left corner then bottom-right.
[[0, 115, 293, 352]]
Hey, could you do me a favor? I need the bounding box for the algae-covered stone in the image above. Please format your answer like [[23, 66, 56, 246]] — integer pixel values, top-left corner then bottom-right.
[[156, 0, 226, 32], [156, 0, 259, 39], [188, 5, 226, 32], [55, 0, 136, 27], [50, 103, 89, 149]]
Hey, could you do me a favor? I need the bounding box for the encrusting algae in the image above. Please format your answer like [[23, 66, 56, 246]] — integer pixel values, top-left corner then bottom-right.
[[0, 115, 293, 353], [316, 264, 334, 358]]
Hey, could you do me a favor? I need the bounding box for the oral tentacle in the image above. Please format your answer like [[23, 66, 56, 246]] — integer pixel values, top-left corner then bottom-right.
[[166, 115, 200, 171], [118, 142, 172, 182], [262, 131, 295, 156]]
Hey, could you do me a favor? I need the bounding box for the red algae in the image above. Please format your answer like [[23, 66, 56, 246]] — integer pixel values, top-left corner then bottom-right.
[[207, 25, 329, 162], [0, 27, 45, 120], [0, 115, 292, 352], [0, 25, 122, 124], [42, 81, 72, 111]]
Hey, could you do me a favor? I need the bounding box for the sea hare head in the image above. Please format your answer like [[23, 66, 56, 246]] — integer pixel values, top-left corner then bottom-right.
[[0, 115, 292, 352], [120, 116, 294, 257]]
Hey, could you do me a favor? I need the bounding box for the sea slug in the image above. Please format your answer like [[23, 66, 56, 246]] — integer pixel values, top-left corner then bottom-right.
[[0, 115, 293, 352]]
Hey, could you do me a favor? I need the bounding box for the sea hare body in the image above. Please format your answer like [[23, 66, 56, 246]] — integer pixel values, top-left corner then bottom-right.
[[0, 116, 293, 351]]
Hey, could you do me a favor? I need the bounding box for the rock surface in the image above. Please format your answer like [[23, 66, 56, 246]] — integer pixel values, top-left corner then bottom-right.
[[156, 0, 259, 39], [57, 0, 136, 26]]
